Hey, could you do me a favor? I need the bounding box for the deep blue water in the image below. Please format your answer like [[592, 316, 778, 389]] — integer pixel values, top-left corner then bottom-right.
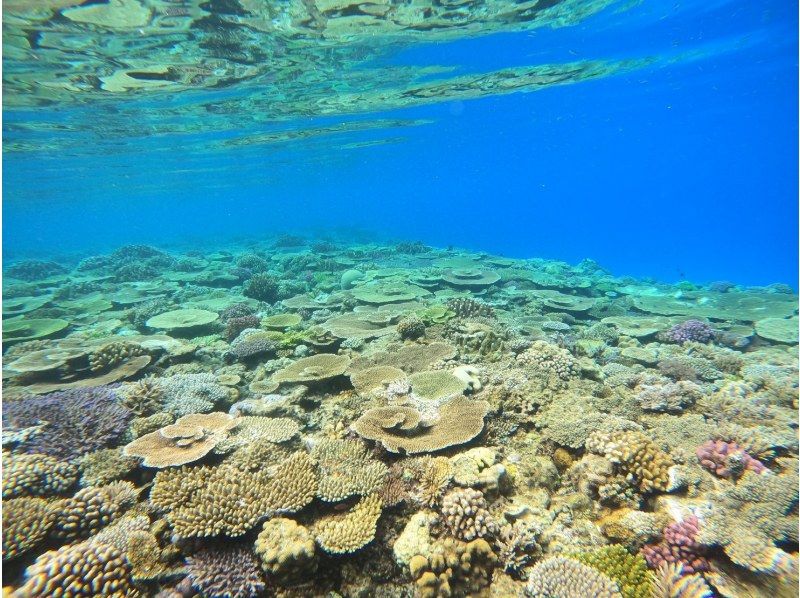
[[3, 0, 798, 286]]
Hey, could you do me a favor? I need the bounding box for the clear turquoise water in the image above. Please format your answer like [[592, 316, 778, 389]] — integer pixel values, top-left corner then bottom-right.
[[3, 0, 798, 285]]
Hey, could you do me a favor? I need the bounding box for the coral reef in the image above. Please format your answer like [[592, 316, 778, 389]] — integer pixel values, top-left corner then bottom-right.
[[1, 240, 797, 597]]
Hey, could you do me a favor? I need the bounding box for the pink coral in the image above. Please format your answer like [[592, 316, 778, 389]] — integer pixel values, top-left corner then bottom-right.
[[642, 515, 709, 574], [696, 440, 767, 479]]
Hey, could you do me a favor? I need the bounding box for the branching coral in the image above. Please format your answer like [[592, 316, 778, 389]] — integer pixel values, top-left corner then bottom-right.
[[440, 487, 497, 541], [409, 537, 498, 597], [2, 497, 55, 560], [572, 545, 653, 598], [255, 518, 317, 583], [51, 481, 138, 542], [2, 385, 132, 460], [525, 556, 623, 597], [651, 562, 712, 598], [586, 430, 675, 494], [696, 439, 768, 479], [185, 544, 265, 598], [157, 373, 229, 417], [641, 515, 709, 575]]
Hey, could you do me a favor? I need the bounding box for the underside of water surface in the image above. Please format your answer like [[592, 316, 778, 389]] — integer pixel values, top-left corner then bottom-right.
[[1, 0, 799, 597]]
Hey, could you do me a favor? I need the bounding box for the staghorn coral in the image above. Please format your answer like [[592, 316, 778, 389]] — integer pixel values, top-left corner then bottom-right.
[[150, 451, 317, 539], [119, 378, 164, 416], [651, 562, 713, 598], [352, 396, 490, 454], [586, 430, 675, 493], [697, 469, 799, 575], [185, 544, 265, 598], [696, 439, 768, 479], [413, 456, 454, 507], [2, 497, 55, 560], [78, 449, 138, 487], [315, 493, 383, 554], [409, 537, 498, 598], [525, 556, 623, 597], [2, 451, 77, 498], [571, 545, 653, 598], [13, 540, 142, 597], [446, 321, 507, 360], [123, 412, 238, 468], [51, 481, 139, 542], [225, 315, 262, 342], [255, 518, 317, 584], [311, 438, 388, 502], [641, 515, 709, 575], [3, 385, 132, 460]]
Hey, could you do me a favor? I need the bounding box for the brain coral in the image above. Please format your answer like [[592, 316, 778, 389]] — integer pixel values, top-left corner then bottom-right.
[[314, 493, 383, 554], [697, 469, 799, 575], [352, 396, 490, 455], [526, 556, 623, 598], [123, 412, 238, 468], [2, 497, 54, 560], [2, 451, 77, 498], [14, 540, 142, 597], [586, 430, 675, 493], [311, 438, 388, 502], [185, 544, 265, 598], [255, 518, 317, 583]]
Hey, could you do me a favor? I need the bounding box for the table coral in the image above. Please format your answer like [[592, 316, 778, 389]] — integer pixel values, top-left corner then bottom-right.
[[352, 396, 490, 454], [315, 493, 383, 554], [123, 412, 238, 468], [311, 438, 388, 502], [272, 353, 350, 384]]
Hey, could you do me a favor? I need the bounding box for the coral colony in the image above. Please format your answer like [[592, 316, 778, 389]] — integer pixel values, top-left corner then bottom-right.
[[1, 240, 798, 597]]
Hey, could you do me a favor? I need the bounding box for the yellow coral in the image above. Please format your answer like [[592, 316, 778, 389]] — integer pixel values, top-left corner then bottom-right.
[[2, 497, 54, 560], [586, 430, 674, 493], [315, 494, 383, 554]]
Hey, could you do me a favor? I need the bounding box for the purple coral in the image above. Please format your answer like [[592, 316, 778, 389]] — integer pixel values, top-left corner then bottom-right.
[[696, 439, 767, 479], [642, 515, 709, 574], [2, 385, 132, 460], [660, 320, 715, 345], [185, 544, 265, 598]]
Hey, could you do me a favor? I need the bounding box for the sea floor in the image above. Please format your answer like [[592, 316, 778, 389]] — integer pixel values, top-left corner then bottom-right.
[[2, 237, 798, 597]]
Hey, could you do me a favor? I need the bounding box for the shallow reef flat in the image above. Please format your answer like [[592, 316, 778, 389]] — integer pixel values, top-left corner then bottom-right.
[[2, 237, 798, 597]]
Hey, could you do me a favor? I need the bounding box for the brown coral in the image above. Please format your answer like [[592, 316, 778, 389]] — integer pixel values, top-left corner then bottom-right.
[[89, 342, 147, 373], [410, 537, 498, 598], [123, 412, 238, 468], [255, 518, 317, 583], [119, 378, 164, 416], [440, 487, 497, 541]]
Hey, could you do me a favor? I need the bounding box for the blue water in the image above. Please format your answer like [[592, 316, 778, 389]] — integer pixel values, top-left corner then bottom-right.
[[3, 0, 798, 286]]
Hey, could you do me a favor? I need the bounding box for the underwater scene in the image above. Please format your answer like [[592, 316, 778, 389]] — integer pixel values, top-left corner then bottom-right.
[[2, 0, 799, 597]]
